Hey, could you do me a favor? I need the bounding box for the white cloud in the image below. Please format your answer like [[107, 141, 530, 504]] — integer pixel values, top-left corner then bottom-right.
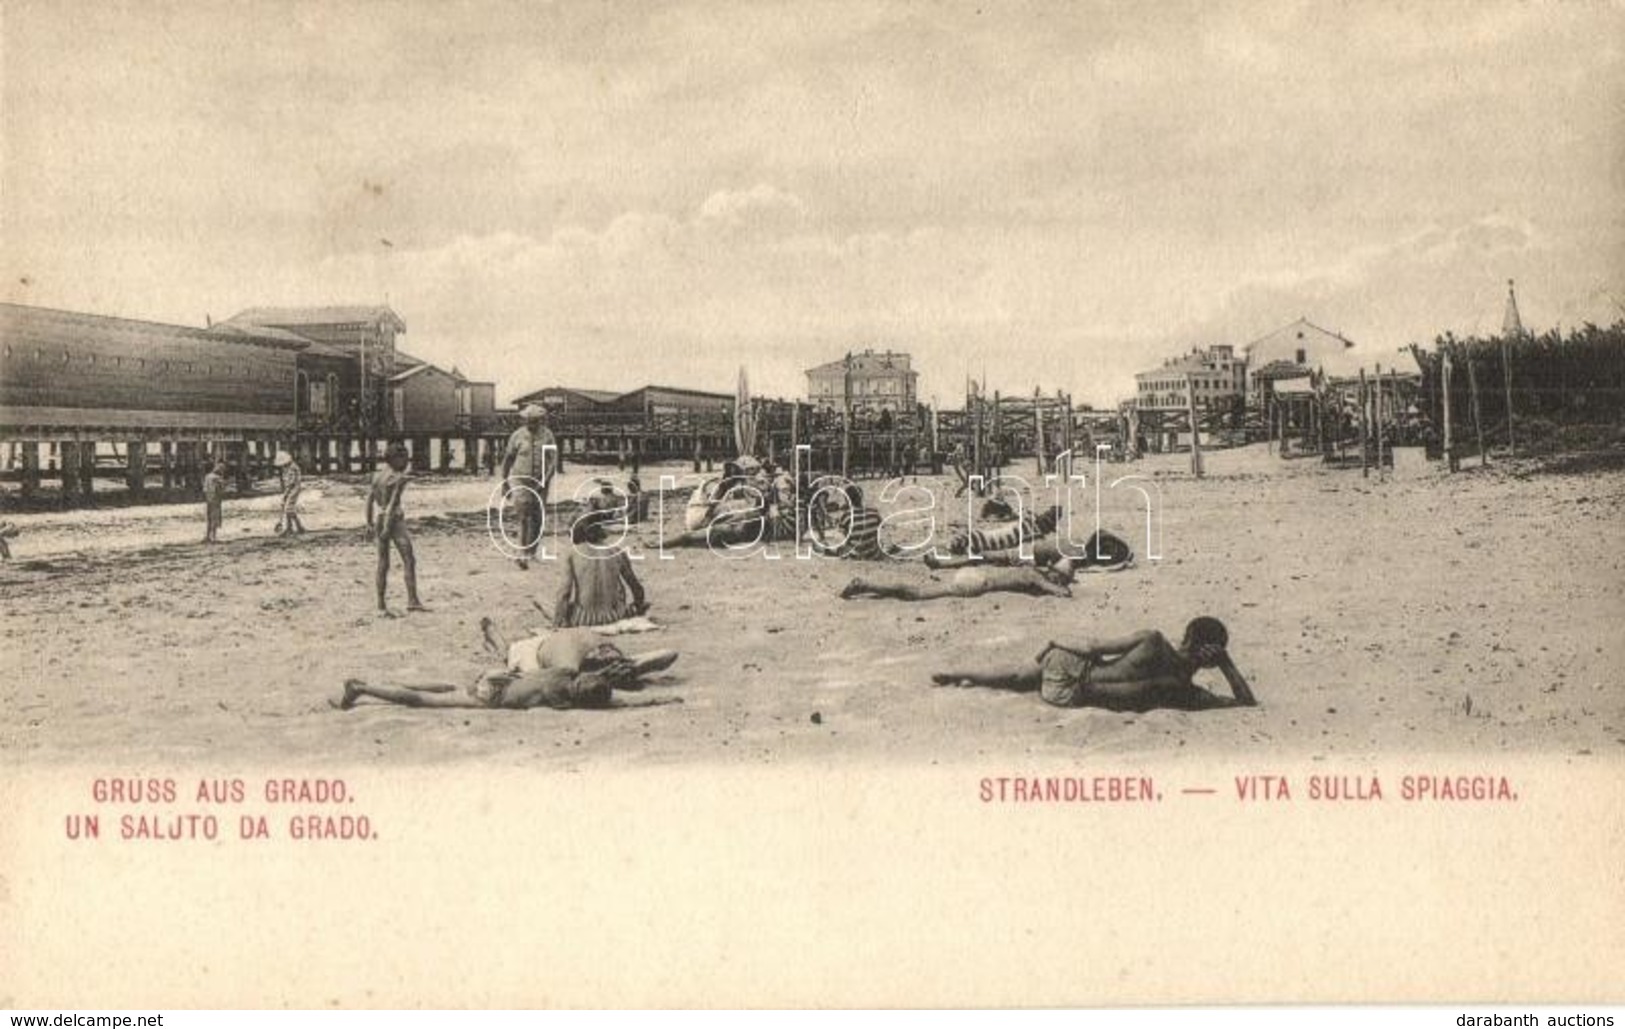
[[696, 184, 808, 233]]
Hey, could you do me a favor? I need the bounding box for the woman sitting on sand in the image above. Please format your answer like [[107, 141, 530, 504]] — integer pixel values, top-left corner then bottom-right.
[[334, 622, 680, 712], [555, 504, 649, 628], [930, 616, 1256, 712], [839, 558, 1076, 602]]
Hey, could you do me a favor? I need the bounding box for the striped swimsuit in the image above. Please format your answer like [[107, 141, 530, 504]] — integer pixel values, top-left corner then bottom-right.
[[944, 504, 1061, 556]]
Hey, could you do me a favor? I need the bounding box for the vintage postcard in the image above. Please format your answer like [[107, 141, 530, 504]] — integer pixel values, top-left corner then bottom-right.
[[2, 0, 1622, 1009]]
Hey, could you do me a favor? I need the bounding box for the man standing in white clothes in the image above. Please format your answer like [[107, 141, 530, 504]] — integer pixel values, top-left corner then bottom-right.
[[501, 403, 559, 569]]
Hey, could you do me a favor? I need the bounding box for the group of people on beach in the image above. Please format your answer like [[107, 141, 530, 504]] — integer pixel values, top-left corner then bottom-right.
[[0, 400, 1255, 716], [197, 449, 305, 545], [337, 404, 682, 711], [329, 402, 1256, 717]]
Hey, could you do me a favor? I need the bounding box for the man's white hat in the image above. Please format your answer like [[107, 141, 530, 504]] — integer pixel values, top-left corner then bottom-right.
[[521, 403, 547, 420], [273, 451, 293, 468]]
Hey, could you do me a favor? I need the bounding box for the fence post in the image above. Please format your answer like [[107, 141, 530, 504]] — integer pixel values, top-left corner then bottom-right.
[[1185, 376, 1203, 477], [1442, 351, 1456, 472]]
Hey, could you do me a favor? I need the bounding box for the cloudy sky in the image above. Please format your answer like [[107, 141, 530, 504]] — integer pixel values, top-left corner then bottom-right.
[[4, 0, 1622, 406]]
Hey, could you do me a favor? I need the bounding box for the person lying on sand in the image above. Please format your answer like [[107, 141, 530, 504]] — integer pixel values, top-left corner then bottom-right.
[[924, 530, 1134, 573], [840, 559, 1075, 601], [930, 616, 1256, 712], [335, 622, 680, 712]]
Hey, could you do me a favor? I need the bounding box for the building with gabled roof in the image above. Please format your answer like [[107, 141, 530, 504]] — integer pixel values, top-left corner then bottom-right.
[[387, 351, 497, 434], [221, 305, 405, 432], [1241, 318, 1355, 392]]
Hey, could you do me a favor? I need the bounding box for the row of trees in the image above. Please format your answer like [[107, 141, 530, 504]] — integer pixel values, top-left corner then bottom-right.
[[1408, 321, 1625, 452]]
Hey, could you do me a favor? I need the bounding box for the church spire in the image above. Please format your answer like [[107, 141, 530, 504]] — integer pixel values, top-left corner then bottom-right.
[[1502, 279, 1525, 338]]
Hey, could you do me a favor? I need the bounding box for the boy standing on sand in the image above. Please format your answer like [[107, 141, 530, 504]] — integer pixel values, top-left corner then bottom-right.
[[202, 460, 227, 543], [366, 442, 425, 616], [274, 451, 306, 535]]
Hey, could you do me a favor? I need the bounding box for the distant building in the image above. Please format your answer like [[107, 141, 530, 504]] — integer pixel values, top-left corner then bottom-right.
[[510, 386, 622, 412], [805, 349, 918, 414], [0, 302, 302, 433], [510, 384, 733, 416], [1241, 318, 1354, 395], [389, 351, 498, 434], [1134, 344, 1247, 411], [610, 385, 733, 417], [221, 305, 406, 432]]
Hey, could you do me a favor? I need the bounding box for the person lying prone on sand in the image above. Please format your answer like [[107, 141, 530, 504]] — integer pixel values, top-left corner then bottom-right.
[[923, 531, 1134, 573], [334, 623, 680, 711], [931, 616, 1256, 712], [840, 560, 1076, 601]]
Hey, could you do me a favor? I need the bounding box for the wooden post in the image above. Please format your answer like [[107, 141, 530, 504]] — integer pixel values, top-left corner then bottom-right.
[[21, 441, 40, 499], [1468, 356, 1486, 466], [80, 440, 98, 501], [58, 441, 77, 502], [232, 442, 249, 493], [1358, 370, 1369, 478], [971, 387, 982, 489], [1374, 363, 1386, 478], [1265, 386, 1273, 454], [1060, 390, 1073, 479], [1390, 368, 1401, 452], [841, 353, 853, 481], [1033, 388, 1045, 476], [1336, 386, 1345, 463], [991, 390, 1002, 479], [438, 436, 453, 472], [172, 441, 189, 495], [1501, 336, 1515, 458], [1184, 376, 1203, 477], [125, 442, 145, 496], [1442, 351, 1456, 472]]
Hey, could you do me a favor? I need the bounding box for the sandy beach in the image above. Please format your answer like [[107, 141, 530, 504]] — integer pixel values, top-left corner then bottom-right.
[[3, 446, 1622, 768]]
